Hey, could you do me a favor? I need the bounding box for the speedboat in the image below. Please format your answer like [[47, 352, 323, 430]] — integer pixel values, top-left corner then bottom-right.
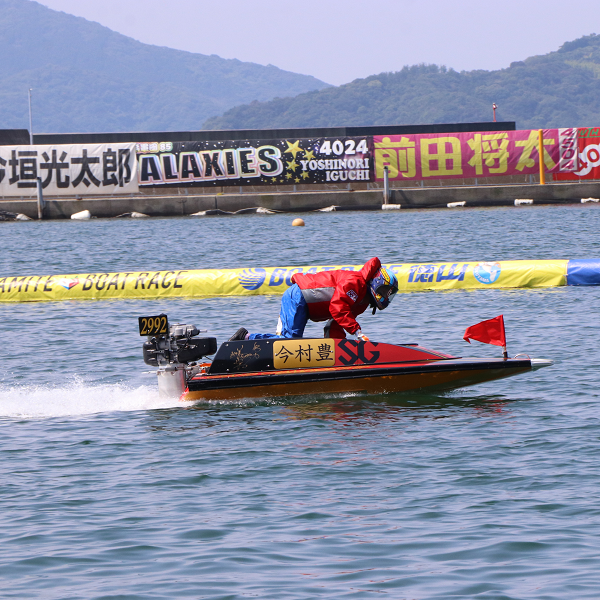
[[139, 314, 553, 401]]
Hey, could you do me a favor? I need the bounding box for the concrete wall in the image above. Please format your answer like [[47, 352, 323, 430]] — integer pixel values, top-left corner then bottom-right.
[[2, 182, 599, 219], [389, 182, 600, 208]]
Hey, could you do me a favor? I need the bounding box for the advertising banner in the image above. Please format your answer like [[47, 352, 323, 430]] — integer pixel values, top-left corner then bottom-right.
[[374, 129, 578, 182], [137, 137, 373, 187], [0, 260, 568, 303], [0, 143, 138, 196], [554, 127, 600, 181]]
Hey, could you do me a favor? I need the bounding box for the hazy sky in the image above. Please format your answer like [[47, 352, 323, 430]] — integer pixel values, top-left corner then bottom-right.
[[38, 0, 598, 86]]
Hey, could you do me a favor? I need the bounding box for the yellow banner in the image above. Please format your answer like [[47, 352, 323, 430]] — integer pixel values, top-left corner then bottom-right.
[[395, 260, 567, 291], [0, 260, 568, 303], [273, 339, 336, 369]]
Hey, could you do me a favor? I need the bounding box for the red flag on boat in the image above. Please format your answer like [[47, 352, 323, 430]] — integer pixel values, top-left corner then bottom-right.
[[463, 315, 506, 348]]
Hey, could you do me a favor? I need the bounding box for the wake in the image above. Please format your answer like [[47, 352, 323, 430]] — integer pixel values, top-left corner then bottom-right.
[[0, 380, 181, 419]]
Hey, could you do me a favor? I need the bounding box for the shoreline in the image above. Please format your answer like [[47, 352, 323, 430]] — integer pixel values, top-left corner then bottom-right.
[[1, 181, 599, 219]]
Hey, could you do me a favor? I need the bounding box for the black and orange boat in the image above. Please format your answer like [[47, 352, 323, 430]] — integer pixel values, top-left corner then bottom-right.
[[139, 314, 552, 401]]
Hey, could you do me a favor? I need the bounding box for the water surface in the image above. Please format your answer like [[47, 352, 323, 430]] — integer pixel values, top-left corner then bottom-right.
[[0, 205, 599, 599]]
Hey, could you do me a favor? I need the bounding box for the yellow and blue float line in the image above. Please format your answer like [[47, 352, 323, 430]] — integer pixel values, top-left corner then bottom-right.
[[0, 259, 598, 303]]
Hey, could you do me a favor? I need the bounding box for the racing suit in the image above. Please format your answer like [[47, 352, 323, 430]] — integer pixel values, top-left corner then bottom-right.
[[248, 257, 381, 340]]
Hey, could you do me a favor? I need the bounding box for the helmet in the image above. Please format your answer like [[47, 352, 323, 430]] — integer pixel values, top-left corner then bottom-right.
[[369, 267, 398, 312]]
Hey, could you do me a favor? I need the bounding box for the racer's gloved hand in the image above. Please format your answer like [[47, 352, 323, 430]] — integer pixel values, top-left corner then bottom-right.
[[356, 329, 370, 342]]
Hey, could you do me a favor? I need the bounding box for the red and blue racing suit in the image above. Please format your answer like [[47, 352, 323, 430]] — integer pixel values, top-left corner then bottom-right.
[[248, 257, 381, 340]]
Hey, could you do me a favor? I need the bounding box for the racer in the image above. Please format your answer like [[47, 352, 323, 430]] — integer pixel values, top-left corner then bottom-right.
[[229, 257, 398, 342]]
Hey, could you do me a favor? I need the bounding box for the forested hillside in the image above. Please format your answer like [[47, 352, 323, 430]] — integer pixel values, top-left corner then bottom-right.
[[203, 35, 600, 130], [0, 0, 328, 133]]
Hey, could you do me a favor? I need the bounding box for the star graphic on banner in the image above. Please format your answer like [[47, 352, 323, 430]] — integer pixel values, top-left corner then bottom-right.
[[294, 177, 300, 183], [285, 172, 293, 180], [301, 171, 310, 180], [303, 149, 315, 161], [286, 159, 299, 171], [270, 177, 278, 183], [284, 140, 303, 159]]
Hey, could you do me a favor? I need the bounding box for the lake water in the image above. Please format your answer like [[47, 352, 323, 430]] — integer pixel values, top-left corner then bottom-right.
[[1, 204, 599, 599]]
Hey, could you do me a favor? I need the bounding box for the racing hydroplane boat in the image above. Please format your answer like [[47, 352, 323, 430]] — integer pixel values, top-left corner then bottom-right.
[[139, 314, 553, 401]]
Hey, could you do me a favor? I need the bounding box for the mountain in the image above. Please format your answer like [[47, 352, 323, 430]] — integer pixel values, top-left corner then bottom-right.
[[0, 0, 329, 133], [202, 35, 600, 131]]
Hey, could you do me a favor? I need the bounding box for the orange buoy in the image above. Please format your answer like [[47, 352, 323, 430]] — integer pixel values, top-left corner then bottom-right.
[[292, 218, 305, 227]]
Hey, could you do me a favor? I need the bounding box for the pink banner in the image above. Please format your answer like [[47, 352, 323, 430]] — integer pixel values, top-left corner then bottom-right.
[[374, 129, 577, 182]]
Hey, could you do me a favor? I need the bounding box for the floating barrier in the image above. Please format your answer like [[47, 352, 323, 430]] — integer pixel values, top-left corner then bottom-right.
[[514, 199, 534, 206], [190, 207, 277, 216], [71, 210, 92, 220], [565, 259, 600, 286], [1, 260, 598, 303]]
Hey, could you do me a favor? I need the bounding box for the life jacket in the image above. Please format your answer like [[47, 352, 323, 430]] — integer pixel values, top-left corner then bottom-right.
[[291, 257, 381, 335]]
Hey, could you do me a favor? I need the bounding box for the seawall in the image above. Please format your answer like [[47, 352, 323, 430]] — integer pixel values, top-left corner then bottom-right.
[[2, 182, 599, 219]]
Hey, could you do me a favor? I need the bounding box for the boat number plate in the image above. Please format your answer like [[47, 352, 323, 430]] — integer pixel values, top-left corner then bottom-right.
[[273, 339, 336, 369], [138, 314, 168, 336]]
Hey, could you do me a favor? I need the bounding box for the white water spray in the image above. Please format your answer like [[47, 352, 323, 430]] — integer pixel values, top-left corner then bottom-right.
[[0, 379, 181, 419]]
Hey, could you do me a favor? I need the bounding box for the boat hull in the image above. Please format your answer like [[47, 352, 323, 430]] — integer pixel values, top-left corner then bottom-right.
[[182, 358, 532, 402]]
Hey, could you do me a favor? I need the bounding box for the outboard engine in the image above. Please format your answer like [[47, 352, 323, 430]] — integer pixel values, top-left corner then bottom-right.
[[139, 314, 217, 398]]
